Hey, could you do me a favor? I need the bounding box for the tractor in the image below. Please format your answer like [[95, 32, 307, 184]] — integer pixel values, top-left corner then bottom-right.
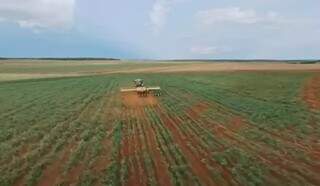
[[121, 79, 161, 96]]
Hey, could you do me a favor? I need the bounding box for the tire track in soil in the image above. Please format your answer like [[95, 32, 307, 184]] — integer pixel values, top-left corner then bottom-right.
[[163, 101, 238, 185], [190, 96, 320, 162], [146, 106, 196, 186], [172, 84, 318, 153], [186, 102, 210, 119], [136, 108, 159, 185], [202, 115, 320, 185], [11, 89, 102, 186], [91, 96, 119, 185], [124, 109, 139, 186], [36, 142, 77, 186], [162, 91, 242, 185], [92, 141, 111, 174], [35, 83, 115, 186], [214, 113, 319, 168], [303, 75, 320, 110], [1, 79, 96, 154], [182, 99, 318, 185], [133, 108, 148, 186], [166, 89, 317, 183], [0, 87, 92, 168], [301, 75, 320, 159], [55, 87, 110, 185], [121, 108, 148, 186], [154, 105, 218, 186], [165, 81, 320, 185], [137, 108, 173, 186], [90, 127, 116, 186], [64, 83, 119, 185], [129, 108, 148, 185], [176, 96, 318, 184], [182, 107, 296, 185], [170, 114, 236, 186]]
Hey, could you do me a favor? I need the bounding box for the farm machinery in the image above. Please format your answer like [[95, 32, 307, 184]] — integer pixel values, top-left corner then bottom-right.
[[120, 79, 161, 96]]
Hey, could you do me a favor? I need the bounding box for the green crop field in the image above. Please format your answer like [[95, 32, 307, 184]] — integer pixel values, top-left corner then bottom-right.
[[0, 61, 319, 186]]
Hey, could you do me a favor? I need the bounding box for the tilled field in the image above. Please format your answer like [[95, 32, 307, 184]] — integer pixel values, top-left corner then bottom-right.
[[0, 71, 319, 186]]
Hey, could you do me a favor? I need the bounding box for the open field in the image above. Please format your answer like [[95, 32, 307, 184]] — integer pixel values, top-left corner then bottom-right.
[[0, 61, 320, 186], [1, 60, 320, 82]]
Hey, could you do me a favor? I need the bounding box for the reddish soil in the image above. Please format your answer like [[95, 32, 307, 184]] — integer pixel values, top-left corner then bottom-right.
[[13, 175, 26, 186], [121, 92, 158, 108], [186, 102, 209, 119], [173, 112, 235, 185], [156, 106, 218, 186], [204, 101, 318, 155], [91, 129, 114, 173], [121, 109, 148, 186], [175, 98, 320, 185], [207, 116, 320, 185], [92, 124, 114, 174], [229, 117, 246, 131], [166, 92, 320, 185], [303, 75, 320, 110], [63, 163, 85, 185], [138, 108, 172, 186], [309, 151, 320, 161], [37, 142, 76, 186], [16, 144, 29, 158], [119, 106, 172, 186]]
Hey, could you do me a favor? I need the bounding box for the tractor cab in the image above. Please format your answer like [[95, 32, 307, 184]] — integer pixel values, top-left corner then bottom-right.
[[121, 79, 161, 97], [134, 79, 144, 87]]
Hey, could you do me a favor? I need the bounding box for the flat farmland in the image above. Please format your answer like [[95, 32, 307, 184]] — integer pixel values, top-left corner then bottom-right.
[[0, 61, 320, 186]]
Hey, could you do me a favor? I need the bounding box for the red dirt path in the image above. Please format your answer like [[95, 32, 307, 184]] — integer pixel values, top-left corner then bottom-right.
[[138, 108, 172, 186], [120, 93, 172, 186], [156, 106, 218, 186], [121, 109, 147, 186], [37, 142, 76, 186], [121, 92, 158, 108], [303, 75, 320, 110], [186, 102, 209, 119]]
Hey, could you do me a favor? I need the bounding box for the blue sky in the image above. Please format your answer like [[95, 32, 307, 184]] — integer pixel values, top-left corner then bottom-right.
[[0, 0, 319, 59]]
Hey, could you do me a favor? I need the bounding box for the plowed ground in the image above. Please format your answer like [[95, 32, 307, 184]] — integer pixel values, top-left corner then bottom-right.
[[303, 75, 320, 110], [121, 92, 158, 107]]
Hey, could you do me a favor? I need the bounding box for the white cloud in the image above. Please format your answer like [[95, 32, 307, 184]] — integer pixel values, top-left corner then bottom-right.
[[149, 0, 185, 34], [0, 0, 76, 30], [196, 7, 278, 26], [149, 0, 172, 34], [190, 46, 231, 55]]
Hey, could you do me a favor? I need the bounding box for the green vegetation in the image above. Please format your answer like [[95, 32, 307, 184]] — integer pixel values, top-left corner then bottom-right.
[[0, 63, 319, 186], [105, 121, 122, 186]]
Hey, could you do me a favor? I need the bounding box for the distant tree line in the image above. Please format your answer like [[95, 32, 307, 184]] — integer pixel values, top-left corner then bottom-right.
[[0, 57, 120, 61], [162, 59, 320, 64], [0, 57, 318, 63]]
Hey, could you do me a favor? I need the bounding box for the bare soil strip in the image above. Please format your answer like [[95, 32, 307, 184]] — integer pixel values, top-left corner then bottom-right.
[[3, 62, 320, 82], [198, 106, 320, 185], [36, 142, 76, 186], [138, 108, 173, 186], [166, 87, 320, 185], [123, 109, 148, 186], [12, 89, 103, 186], [173, 114, 235, 185], [121, 92, 158, 108], [155, 106, 218, 186], [186, 102, 210, 119], [303, 75, 320, 110], [108, 63, 320, 74]]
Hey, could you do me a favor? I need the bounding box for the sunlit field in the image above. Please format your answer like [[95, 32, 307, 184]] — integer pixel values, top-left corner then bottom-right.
[[0, 61, 319, 186]]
